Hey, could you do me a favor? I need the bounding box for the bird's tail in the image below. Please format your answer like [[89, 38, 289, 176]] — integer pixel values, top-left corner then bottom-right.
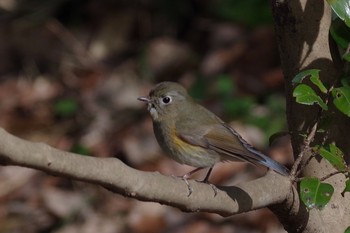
[[247, 147, 289, 176], [222, 123, 289, 176]]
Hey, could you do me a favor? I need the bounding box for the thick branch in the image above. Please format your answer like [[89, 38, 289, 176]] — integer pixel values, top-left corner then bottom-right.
[[0, 128, 292, 217]]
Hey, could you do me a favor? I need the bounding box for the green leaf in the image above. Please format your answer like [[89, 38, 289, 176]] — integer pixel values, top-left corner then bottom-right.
[[343, 51, 350, 62], [292, 69, 328, 93], [292, 69, 321, 83], [54, 99, 79, 117], [330, 18, 350, 49], [310, 76, 328, 93], [300, 177, 334, 210], [318, 144, 347, 171], [341, 179, 350, 196], [345, 226, 350, 233], [332, 87, 350, 117], [293, 84, 328, 110], [327, 0, 350, 27]]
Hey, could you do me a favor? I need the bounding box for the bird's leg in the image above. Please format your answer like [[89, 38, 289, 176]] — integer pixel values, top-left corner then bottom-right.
[[202, 166, 213, 183], [200, 166, 218, 196], [174, 167, 217, 197], [176, 167, 205, 197]]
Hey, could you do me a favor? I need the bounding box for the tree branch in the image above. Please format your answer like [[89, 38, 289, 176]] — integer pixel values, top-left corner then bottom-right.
[[0, 128, 292, 217]]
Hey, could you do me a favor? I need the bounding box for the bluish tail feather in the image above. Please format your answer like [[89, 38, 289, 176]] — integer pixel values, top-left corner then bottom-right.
[[246, 146, 289, 176], [260, 155, 289, 176]]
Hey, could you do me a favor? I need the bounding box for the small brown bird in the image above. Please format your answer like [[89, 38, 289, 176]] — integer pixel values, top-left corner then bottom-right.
[[138, 82, 289, 196]]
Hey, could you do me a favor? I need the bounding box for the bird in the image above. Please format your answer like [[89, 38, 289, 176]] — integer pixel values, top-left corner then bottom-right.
[[138, 81, 289, 196]]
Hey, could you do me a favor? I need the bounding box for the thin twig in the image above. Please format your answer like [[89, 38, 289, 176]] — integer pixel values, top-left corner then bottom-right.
[[291, 170, 344, 183], [290, 121, 318, 179], [320, 171, 344, 181], [290, 75, 338, 180], [295, 153, 314, 178]]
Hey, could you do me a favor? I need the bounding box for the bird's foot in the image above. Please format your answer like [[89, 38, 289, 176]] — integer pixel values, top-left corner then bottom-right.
[[197, 178, 218, 197], [197, 167, 217, 197], [171, 174, 193, 196], [182, 174, 193, 197]]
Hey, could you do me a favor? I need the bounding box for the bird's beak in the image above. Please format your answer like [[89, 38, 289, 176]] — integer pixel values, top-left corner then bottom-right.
[[137, 96, 151, 103]]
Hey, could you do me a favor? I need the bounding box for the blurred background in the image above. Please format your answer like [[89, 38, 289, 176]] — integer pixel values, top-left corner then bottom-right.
[[0, 0, 294, 232]]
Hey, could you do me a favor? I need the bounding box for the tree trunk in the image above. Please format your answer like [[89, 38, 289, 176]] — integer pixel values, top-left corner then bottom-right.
[[272, 0, 350, 232]]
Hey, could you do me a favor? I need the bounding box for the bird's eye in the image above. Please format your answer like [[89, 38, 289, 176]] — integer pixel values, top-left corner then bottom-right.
[[161, 96, 172, 104]]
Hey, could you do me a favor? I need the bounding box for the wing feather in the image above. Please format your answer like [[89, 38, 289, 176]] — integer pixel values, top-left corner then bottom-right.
[[177, 122, 289, 175]]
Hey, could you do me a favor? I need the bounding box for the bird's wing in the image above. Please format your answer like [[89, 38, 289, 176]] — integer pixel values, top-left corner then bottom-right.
[[177, 122, 289, 176], [177, 123, 258, 162]]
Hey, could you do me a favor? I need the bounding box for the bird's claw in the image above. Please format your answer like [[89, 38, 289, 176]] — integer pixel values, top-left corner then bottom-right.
[[208, 183, 218, 197], [182, 176, 193, 197], [172, 167, 217, 197], [171, 174, 193, 196], [196, 179, 218, 197]]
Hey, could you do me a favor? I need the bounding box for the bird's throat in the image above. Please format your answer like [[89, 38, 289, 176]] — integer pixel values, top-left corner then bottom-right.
[[149, 107, 159, 121]]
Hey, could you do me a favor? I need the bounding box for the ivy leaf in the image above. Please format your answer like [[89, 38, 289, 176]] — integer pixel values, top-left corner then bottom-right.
[[342, 179, 350, 197], [332, 87, 350, 117], [292, 69, 328, 93], [292, 69, 320, 83], [300, 177, 334, 210], [327, 0, 350, 27], [310, 76, 328, 93], [318, 144, 347, 171], [293, 84, 328, 110], [330, 18, 350, 49]]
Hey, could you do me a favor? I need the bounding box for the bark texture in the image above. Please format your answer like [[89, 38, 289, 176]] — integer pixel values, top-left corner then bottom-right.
[[0, 128, 292, 217], [272, 0, 350, 232]]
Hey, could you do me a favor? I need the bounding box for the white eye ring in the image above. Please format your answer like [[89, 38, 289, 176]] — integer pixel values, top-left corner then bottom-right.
[[161, 96, 172, 104]]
